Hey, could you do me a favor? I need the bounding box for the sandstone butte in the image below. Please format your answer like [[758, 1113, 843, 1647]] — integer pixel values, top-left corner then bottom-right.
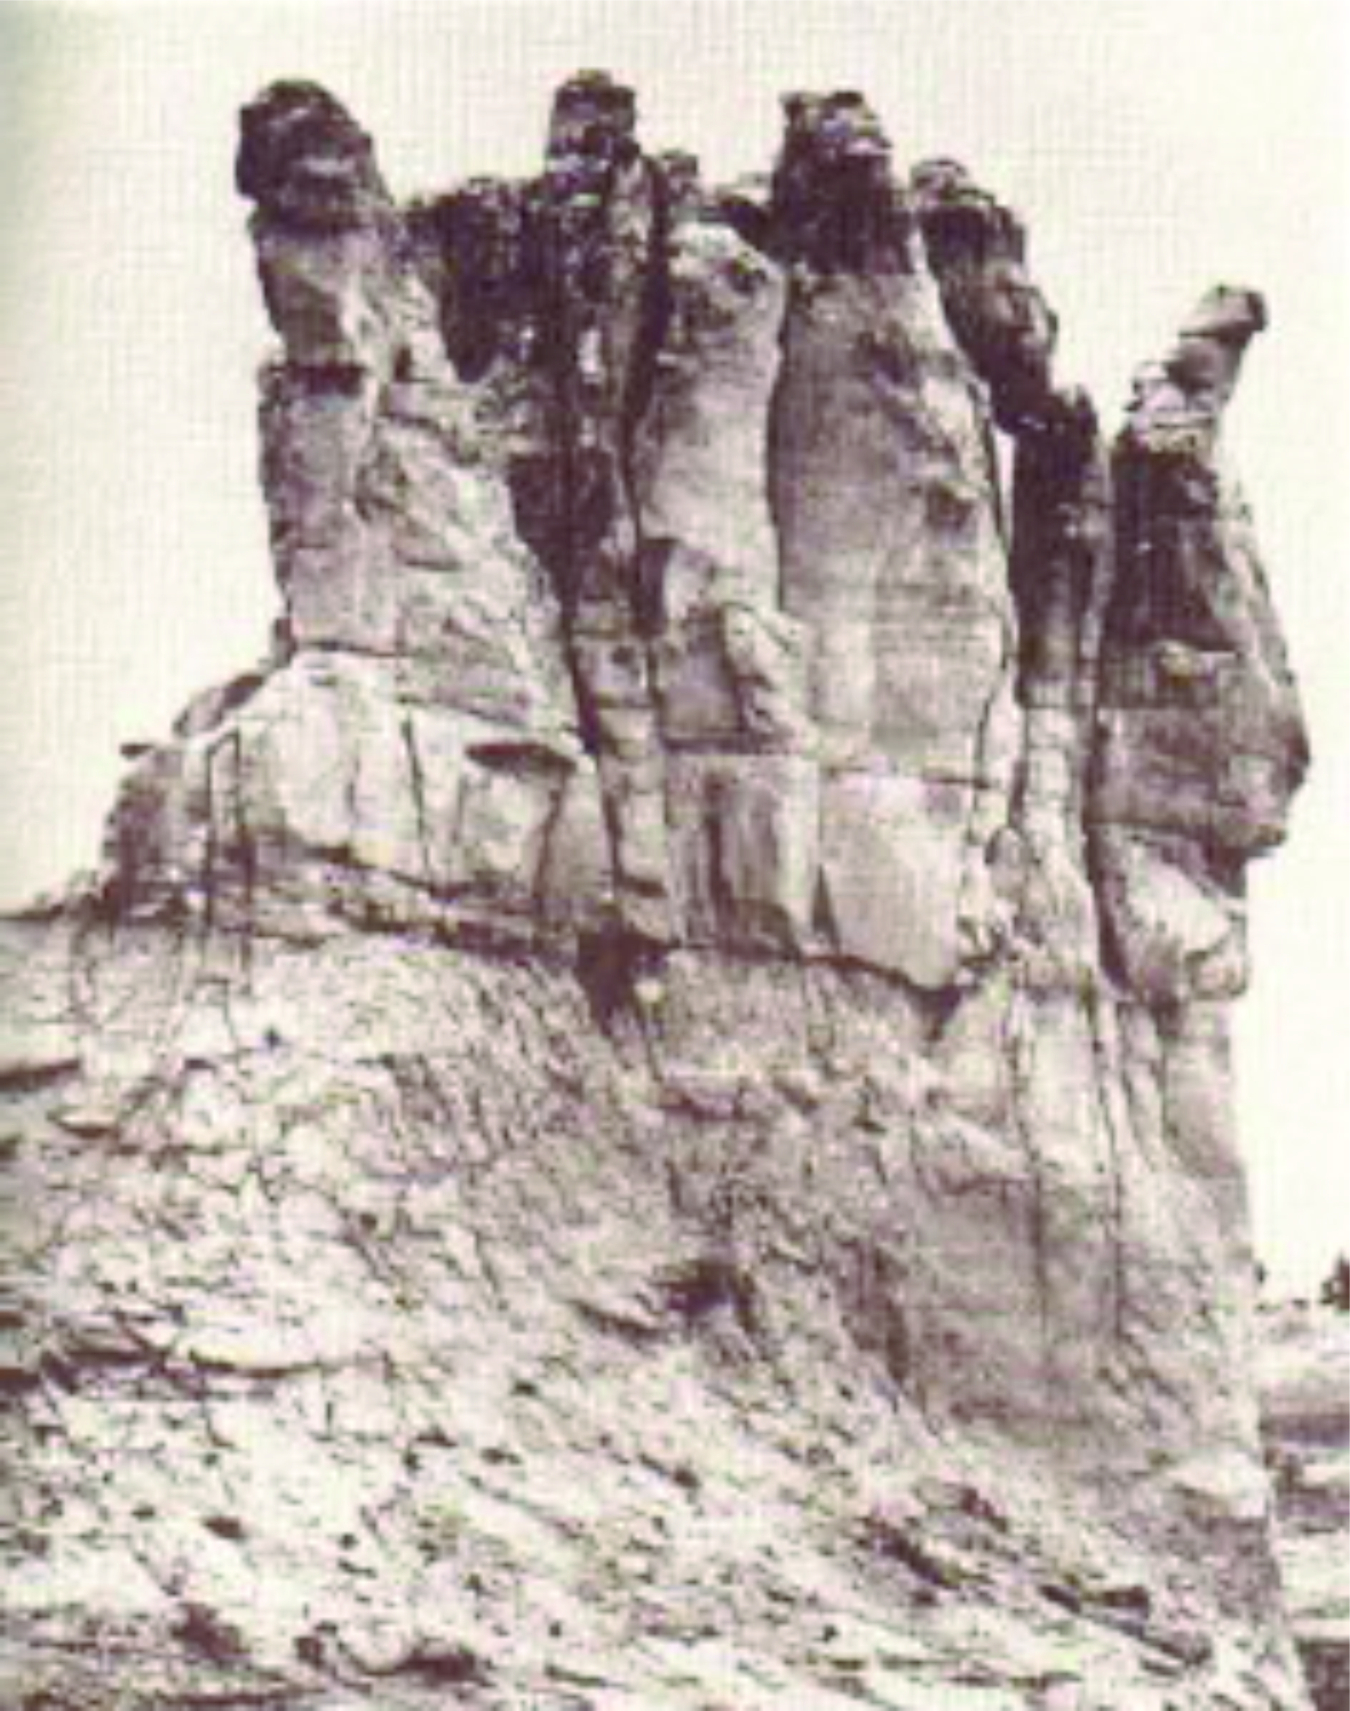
[[0, 75, 1319, 1710]]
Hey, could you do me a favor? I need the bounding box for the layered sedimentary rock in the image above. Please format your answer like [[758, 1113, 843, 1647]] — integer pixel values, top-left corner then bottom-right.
[[1, 73, 1317, 1710]]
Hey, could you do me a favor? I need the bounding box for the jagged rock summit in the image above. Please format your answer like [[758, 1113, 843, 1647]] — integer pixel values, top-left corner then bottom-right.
[[2, 75, 1314, 1709]]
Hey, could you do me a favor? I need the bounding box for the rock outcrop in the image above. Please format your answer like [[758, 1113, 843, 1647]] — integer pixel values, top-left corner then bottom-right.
[[1261, 1303, 1350, 1711], [1090, 287, 1308, 1008], [1, 75, 1316, 1710]]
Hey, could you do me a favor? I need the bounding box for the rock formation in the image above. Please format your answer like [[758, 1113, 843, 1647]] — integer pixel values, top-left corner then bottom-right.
[[1260, 1301, 1350, 1711], [1, 75, 1316, 1709]]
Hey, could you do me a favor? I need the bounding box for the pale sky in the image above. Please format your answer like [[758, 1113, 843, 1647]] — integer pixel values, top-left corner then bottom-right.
[[1, 0, 1346, 1287]]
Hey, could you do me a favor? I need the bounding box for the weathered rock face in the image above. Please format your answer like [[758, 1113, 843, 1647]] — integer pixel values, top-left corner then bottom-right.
[[1090, 288, 1308, 1008], [1, 74, 1317, 1710], [767, 98, 1015, 987], [110, 81, 600, 947], [1260, 1303, 1350, 1711], [911, 156, 1056, 434]]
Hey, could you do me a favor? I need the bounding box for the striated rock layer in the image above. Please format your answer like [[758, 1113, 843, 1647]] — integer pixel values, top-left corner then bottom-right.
[[1, 74, 1314, 1709]]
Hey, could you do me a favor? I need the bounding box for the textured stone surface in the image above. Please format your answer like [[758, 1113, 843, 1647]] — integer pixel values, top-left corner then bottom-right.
[[1260, 1304, 1350, 1711], [107, 82, 598, 945], [767, 108, 1016, 988], [912, 156, 1056, 434], [0, 924, 1313, 1708], [0, 72, 1318, 1711], [1090, 288, 1308, 1008]]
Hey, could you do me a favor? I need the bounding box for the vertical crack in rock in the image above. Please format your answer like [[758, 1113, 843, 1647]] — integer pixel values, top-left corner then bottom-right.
[[397, 711, 436, 896], [533, 72, 676, 942], [1001, 978, 1055, 1375], [1086, 984, 1132, 1340], [914, 159, 1112, 989]]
